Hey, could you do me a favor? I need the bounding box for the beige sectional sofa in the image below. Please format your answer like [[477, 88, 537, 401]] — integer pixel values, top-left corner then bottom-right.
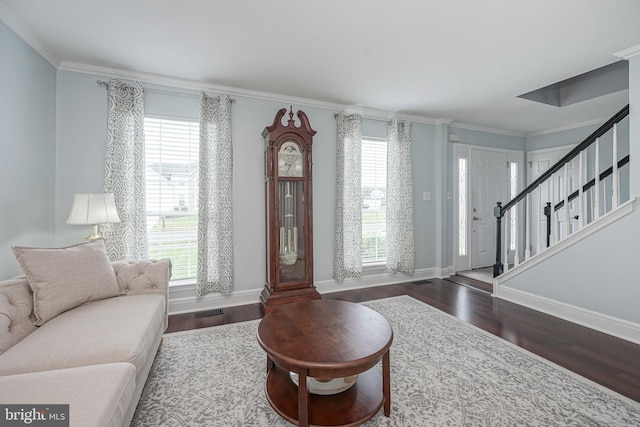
[[0, 239, 171, 427]]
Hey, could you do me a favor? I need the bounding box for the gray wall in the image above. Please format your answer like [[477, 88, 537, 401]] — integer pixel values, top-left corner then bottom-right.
[[449, 126, 526, 151], [629, 54, 640, 197], [55, 72, 108, 244], [51, 70, 453, 292], [525, 123, 599, 152], [1, 14, 531, 288], [501, 205, 640, 323], [0, 21, 56, 276]]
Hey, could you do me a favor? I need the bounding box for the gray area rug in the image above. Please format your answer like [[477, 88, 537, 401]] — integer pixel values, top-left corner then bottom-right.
[[131, 296, 640, 426]]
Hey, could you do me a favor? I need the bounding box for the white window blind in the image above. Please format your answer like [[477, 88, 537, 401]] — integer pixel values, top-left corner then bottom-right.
[[361, 138, 387, 264], [144, 117, 199, 282]]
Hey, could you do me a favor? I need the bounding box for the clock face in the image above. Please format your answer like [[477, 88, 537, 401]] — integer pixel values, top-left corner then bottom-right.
[[278, 141, 303, 177]]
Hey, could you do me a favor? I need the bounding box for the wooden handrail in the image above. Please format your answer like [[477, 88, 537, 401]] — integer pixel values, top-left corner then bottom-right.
[[500, 104, 629, 214], [493, 105, 629, 277]]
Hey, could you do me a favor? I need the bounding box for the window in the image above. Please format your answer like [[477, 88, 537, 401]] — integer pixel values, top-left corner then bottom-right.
[[458, 157, 467, 256], [144, 117, 199, 282], [361, 138, 387, 264], [509, 161, 518, 251]]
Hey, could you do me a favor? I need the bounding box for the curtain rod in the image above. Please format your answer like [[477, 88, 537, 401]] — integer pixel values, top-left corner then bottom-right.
[[96, 80, 236, 102]]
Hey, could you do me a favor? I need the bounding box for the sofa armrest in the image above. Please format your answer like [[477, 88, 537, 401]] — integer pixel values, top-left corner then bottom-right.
[[112, 258, 172, 330], [111, 258, 172, 297]]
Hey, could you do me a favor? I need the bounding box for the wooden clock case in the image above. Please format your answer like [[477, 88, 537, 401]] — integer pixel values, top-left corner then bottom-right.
[[260, 107, 321, 314]]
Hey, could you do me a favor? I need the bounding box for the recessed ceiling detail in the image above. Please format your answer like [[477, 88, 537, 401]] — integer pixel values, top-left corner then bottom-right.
[[518, 61, 628, 108]]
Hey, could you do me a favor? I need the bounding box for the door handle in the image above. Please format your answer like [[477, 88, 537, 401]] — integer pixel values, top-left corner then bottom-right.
[[473, 216, 482, 221]]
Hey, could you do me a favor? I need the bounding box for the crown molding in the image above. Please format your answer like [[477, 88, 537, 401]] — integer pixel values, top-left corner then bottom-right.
[[613, 44, 640, 60], [60, 61, 447, 126], [525, 116, 610, 138], [59, 61, 339, 108], [435, 118, 454, 125], [0, 3, 60, 67], [451, 114, 617, 139], [449, 122, 526, 138]]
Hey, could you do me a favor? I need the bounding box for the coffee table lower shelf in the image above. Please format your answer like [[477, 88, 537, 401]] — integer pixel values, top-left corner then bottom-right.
[[265, 365, 384, 427]]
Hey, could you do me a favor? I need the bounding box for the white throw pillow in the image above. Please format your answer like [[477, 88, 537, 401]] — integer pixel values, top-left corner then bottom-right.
[[12, 239, 119, 326]]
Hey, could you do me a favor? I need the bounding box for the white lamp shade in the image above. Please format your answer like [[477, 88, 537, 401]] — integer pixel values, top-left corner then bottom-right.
[[67, 193, 121, 225]]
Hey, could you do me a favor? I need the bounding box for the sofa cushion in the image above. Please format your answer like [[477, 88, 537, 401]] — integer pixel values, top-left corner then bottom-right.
[[0, 363, 136, 427], [0, 277, 37, 355], [12, 239, 119, 325], [0, 293, 165, 380]]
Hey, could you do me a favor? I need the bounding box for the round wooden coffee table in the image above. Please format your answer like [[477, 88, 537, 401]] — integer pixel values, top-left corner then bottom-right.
[[257, 299, 393, 427]]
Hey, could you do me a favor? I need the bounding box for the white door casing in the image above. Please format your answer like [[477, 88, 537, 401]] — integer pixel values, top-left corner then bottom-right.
[[454, 144, 523, 273]]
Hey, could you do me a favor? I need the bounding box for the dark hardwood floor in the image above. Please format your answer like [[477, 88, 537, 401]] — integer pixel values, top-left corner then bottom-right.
[[167, 277, 640, 403]]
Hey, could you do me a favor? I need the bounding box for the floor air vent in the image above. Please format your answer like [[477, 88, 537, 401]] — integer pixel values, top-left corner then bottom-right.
[[194, 309, 223, 319], [411, 280, 432, 286]]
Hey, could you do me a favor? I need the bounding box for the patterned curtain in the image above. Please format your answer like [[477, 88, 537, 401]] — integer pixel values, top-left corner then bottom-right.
[[386, 119, 415, 274], [103, 78, 148, 261], [197, 93, 234, 297], [333, 113, 363, 281]]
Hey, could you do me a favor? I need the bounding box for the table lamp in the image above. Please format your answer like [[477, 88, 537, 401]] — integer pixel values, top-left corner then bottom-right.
[[67, 193, 121, 240]]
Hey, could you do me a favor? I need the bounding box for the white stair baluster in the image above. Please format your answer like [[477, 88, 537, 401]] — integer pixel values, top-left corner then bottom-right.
[[536, 185, 542, 255], [612, 123, 619, 209], [564, 163, 570, 239], [578, 150, 585, 229], [594, 138, 600, 220], [513, 202, 519, 267], [504, 209, 509, 273], [525, 192, 531, 260], [549, 172, 556, 245]]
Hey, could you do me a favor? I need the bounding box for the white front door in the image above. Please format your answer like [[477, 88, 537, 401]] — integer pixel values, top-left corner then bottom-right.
[[470, 149, 508, 269]]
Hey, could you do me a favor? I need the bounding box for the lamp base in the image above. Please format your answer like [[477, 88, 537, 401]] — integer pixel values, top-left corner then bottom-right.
[[86, 224, 102, 241]]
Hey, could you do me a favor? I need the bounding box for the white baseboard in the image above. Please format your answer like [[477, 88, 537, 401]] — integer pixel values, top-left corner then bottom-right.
[[494, 286, 640, 345], [315, 267, 450, 294], [168, 286, 262, 315], [168, 266, 452, 315]]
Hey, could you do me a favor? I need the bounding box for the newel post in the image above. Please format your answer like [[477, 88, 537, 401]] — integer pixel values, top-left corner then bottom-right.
[[544, 202, 552, 248], [493, 202, 504, 277]]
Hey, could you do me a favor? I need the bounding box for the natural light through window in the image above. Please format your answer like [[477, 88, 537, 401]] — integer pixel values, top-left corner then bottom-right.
[[458, 158, 467, 256], [144, 116, 199, 282], [509, 162, 518, 251], [362, 138, 387, 264]]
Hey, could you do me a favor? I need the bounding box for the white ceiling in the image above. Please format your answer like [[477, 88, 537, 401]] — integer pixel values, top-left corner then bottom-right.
[[2, 0, 639, 134]]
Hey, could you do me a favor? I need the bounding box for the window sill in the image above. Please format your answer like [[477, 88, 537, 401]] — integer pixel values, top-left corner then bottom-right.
[[362, 263, 386, 274], [169, 278, 196, 288]]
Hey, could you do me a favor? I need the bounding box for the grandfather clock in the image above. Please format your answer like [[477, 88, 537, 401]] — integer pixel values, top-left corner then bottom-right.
[[260, 107, 321, 314]]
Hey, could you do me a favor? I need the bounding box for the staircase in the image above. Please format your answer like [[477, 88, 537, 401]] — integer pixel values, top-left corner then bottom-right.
[[493, 105, 630, 278]]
